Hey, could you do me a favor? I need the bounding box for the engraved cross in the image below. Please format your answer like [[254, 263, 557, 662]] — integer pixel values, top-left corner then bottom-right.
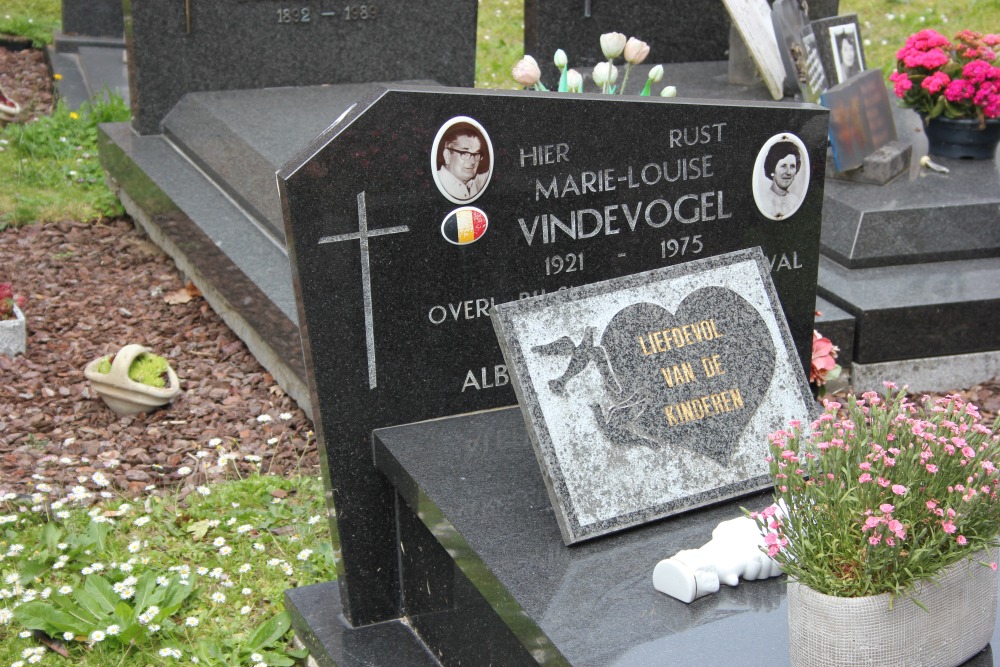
[[318, 191, 409, 389]]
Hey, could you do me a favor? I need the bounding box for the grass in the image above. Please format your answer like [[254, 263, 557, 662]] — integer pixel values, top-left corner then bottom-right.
[[0, 436, 337, 666], [0, 91, 129, 228], [0, 0, 59, 47]]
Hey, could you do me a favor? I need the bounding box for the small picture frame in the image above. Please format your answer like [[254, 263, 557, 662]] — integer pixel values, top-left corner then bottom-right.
[[431, 116, 494, 205], [812, 14, 866, 85], [752, 132, 810, 221]]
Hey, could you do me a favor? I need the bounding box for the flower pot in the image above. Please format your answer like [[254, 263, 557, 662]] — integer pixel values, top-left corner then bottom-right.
[[924, 116, 1000, 160], [787, 548, 998, 667], [0, 305, 26, 357], [84, 344, 180, 416]]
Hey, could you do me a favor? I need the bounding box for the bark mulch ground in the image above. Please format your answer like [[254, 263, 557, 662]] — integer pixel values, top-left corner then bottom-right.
[[1, 218, 317, 496]]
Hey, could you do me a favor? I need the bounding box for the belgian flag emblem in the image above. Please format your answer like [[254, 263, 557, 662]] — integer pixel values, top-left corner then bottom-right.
[[441, 207, 489, 246]]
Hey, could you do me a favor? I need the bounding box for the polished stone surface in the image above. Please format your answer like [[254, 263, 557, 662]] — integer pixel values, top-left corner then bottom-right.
[[372, 407, 1000, 666], [278, 83, 827, 626], [284, 582, 439, 667], [61, 0, 123, 38], [820, 106, 1000, 269], [818, 254, 1000, 364], [50, 45, 128, 109], [125, 0, 478, 133], [851, 350, 1000, 394], [163, 83, 432, 241], [492, 249, 813, 543], [97, 122, 309, 411]]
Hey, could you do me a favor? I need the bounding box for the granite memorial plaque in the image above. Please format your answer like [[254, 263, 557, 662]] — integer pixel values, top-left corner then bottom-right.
[[822, 69, 897, 172], [491, 248, 813, 544], [125, 0, 478, 134], [278, 85, 827, 625], [811, 14, 866, 86]]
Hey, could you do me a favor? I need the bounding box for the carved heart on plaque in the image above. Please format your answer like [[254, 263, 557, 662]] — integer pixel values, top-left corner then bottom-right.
[[594, 287, 776, 467]]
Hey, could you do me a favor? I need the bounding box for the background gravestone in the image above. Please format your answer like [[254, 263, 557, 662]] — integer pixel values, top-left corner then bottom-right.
[[278, 85, 827, 629], [524, 0, 840, 72], [493, 249, 814, 544], [125, 0, 478, 134], [61, 0, 124, 38]]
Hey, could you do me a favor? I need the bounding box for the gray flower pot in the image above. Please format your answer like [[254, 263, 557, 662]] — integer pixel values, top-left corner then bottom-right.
[[0, 305, 26, 356], [787, 548, 998, 667]]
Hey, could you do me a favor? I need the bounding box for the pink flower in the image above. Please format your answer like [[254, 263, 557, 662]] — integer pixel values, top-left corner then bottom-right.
[[921, 71, 951, 94], [887, 519, 906, 539], [859, 462, 872, 471], [869, 534, 882, 546], [858, 473, 872, 484], [926, 464, 938, 473], [957, 535, 968, 545], [864, 516, 881, 530], [880, 503, 895, 513], [942, 520, 957, 534], [810, 331, 839, 386], [926, 500, 938, 510], [945, 78, 976, 102], [877, 477, 890, 488], [891, 484, 907, 496], [991, 562, 998, 571]]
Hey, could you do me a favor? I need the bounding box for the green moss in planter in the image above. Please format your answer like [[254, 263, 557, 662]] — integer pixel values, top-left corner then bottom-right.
[[94, 351, 171, 388]]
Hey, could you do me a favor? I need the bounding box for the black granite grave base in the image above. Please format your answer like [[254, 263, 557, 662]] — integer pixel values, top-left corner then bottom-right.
[[358, 406, 1000, 666], [49, 44, 128, 110], [285, 582, 439, 667]]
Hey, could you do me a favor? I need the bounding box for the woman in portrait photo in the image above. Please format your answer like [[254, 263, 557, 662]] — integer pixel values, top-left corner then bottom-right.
[[432, 117, 493, 205], [753, 135, 809, 221], [832, 26, 863, 83]]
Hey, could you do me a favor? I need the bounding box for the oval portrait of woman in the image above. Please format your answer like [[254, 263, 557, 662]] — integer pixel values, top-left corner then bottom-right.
[[431, 116, 494, 205], [752, 133, 810, 221]]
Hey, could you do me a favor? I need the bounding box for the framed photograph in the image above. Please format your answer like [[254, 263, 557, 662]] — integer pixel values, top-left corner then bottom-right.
[[431, 116, 494, 205], [812, 14, 866, 85], [752, 132, 810, 221]]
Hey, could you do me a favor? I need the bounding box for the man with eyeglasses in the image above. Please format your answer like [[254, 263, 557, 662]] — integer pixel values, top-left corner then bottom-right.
[[436, 123, 490, 201]]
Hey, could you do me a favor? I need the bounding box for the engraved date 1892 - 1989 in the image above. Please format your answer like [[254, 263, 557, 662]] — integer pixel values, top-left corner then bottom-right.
[[343, 4, 378, 19], [277, 6, 379, 22], [277, 7, 311, 22]]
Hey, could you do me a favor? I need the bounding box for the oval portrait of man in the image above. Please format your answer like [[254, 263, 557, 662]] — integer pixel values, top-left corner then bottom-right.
[[431, 116, 494, 205], [752, 133, 810, 221]]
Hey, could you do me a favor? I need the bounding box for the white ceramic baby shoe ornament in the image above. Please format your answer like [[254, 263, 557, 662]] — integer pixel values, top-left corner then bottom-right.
[[653, 509, 783, 603]]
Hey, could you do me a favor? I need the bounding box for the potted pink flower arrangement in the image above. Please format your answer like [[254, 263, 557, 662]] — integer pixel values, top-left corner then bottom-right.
[[0, 282, 27, 356], [889, 29, 1000, 159], [755, 384, 1000, 666]]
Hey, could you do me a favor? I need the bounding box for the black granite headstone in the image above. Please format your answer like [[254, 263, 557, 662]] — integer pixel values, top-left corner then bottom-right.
[[278, 85, 827, 626], [492, 249, 814, 544], [124, 0, 478, 134], [62, 0, 124, 38], [523, 0, 840, 80]]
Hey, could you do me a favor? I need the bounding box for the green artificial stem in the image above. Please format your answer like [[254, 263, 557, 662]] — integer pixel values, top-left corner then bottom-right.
[[558, 67, 568, 93], [619, 63, 633, 96], [640, 78, 652, 97], [534, 81, 549, 91]]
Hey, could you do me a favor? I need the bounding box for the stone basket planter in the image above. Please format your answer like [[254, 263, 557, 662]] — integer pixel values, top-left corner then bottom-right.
[[787, 548, 998, 667], [0, 304, 26, 357], [84, 344, 180, 416]]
